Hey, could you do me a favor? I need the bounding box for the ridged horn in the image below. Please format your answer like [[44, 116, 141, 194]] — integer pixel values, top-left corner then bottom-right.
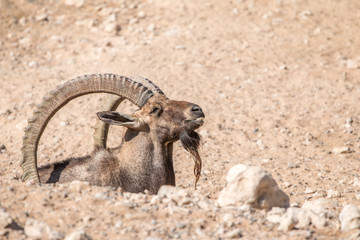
[[93, 95, 125, 148], [93, 76, 165, 148], [21, 74, 161, 183]]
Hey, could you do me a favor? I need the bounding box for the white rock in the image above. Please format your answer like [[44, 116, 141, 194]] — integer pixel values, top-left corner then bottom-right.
[[147, 23, 156, 32], [106, 13, 117, 22], [304, 188, 315, 194], [65, 229, 90, 240], [129, 18, 139, 25], [115, 220, 123, 228], [340, 205, 360, 232], [144, 237, 162, 240], [157, 185, 191, 206], [28, 61, 37, 68], [302, 198, 338, 215], [279, 208, 328, 231], [327, 189, 341, 198], [0, 208, 12, 229], [19, 17, 27, 26], [17, 120, 27, 130], [49, 35, 65, 43], [271, 200, 333, 231], [346, 59, 358, 69], [218, 164, 290, 210], [24, 218, 62, 239], [103, 22, 119, 33], [332, 147, 351, 154], [266, 207, 287, 224], [283, 182, 292, 188], [150, 195, 160, 205], [256, 139, 266, 150], [279, 65, 287, 70], [137, 11, 146, 19], [225, 229, 242, 238], [175, 45, 186, 50], [197, 198, 213, 211], [299, 10, 313, 19], [346, 117, 353, 124], [35, 13, 48, 22], [65, 0, 85, 8], [287, 162, 299, 169], [75, 19, 96, 29], [278, 207, 311, 231], [55, 15, 66, 25], [0, 144, 6, 154], [307, 210, 328, 229], [18, 37, 31, 47], [94, 192, 108, 200]]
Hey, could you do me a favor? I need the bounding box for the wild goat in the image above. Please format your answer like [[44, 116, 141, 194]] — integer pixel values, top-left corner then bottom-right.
[[20, 74, 205, 194]]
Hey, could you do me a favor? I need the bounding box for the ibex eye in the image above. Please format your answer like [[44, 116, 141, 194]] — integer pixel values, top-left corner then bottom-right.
[[150, 107, 160, 115]]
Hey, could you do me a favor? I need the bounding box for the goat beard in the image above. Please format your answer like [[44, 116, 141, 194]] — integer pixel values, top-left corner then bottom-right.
[[180, 130, 202, 189]]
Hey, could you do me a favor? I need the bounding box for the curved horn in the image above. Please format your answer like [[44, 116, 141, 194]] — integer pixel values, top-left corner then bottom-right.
[[93, 76, 165, 148], [93, 95, 124, 148], [21, 74, 161, 183]]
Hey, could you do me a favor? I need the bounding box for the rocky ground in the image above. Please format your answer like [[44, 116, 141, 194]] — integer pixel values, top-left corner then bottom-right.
[[1, 0, 360, 239]]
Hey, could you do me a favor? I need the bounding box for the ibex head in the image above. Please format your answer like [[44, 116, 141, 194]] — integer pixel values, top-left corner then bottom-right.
[[96, 94, 205, 189], [97, 94, 204, 143]]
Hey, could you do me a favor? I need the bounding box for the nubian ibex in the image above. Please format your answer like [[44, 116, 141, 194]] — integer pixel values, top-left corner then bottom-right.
[[20, 74, 205, 194]]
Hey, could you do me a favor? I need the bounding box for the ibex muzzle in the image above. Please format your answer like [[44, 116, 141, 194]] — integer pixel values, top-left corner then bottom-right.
[[20, 74, 205, 194]]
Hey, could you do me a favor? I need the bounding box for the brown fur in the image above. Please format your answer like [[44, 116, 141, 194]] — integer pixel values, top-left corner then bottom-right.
[[38, 94, 204, 194]]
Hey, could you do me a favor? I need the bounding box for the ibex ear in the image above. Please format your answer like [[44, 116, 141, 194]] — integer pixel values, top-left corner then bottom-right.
[[97, 111, 146, 131]]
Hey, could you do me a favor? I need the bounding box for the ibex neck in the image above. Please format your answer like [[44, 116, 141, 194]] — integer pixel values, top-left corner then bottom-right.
[[120, 131, 175, 194], [150, 140, 175, 192]]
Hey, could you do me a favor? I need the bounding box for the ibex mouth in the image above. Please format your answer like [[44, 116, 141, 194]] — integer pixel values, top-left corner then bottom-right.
[[185, 117, 204, 131], [194, 117, 205, 127]]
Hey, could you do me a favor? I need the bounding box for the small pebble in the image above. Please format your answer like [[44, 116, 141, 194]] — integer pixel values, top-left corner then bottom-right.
[[65, 229, 90, 240], [304, 188, 315, 194], [35, 13, 48, 22], [332, 147, 351, 154], [287, 162, 299, 169], [327, 189, 341, 198], [24, 218, 62, 239], [137, 11, 146, 19], [225, 229, 242, 238], [0, 208, 12, 229], [256, 139, 266, 150], [346, 59, 358, 69], [28, 61, 37, 68], [0, 144, 6, 154], [65, 0, 85, 7], [147, 24, 156, 32], [144, 237, 162, 240]]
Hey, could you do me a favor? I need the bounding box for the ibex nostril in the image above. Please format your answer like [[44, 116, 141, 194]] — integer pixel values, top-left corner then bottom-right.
[[191, 105, 202, 112], [191, 105, 205, 118]]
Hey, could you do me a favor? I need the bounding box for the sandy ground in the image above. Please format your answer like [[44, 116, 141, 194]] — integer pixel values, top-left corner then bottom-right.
[[0, 0, 360, 239]]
